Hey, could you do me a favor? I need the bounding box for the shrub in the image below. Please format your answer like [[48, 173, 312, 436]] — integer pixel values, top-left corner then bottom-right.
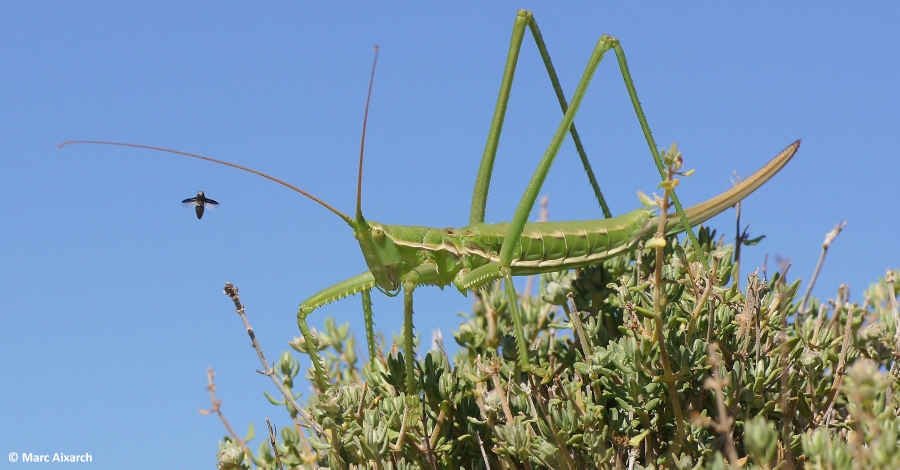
[[211, 223, 900, 469]]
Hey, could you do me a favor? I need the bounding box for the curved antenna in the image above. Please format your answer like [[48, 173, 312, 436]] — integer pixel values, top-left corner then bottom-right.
[[356, 45, 379, 223], [57, 140, 354, 226]]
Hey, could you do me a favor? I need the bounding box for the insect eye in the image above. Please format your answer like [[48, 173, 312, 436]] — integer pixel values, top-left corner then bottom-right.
[[372, 226, 384, 240]]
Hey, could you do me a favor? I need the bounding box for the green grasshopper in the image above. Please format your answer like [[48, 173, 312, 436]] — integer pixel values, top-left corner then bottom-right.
[[61, 10, 799, 395]]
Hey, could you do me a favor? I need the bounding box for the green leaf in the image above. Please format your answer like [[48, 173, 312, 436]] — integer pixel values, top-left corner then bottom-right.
[[263, 391, 283, 406], [308, 436, 331, 451]]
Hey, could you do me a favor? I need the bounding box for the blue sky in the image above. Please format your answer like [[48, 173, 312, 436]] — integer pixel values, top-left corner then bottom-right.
[[2, 3, 898, 468]]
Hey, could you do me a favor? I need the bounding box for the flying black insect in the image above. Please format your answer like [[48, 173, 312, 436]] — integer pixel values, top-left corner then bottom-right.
[[182, 191, 218, 219]]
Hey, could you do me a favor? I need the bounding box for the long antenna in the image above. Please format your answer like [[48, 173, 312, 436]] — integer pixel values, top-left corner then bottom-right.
[[57, 140, 354, 225], [356, 45, 379, 223]]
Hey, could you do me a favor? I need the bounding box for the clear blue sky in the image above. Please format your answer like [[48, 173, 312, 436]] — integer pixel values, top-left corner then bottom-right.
[[2, 3, 897, 468]]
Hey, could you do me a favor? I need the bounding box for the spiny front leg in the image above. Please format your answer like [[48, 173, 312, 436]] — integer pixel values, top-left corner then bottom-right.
[[361, 289, 377, 368], [296, 271, 377, 393]]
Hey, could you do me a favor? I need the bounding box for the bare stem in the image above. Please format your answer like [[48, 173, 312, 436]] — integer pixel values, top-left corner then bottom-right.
[[778, 351, 797, 469], [266, 416, 285, 470], [223, 282, 323, 435], [198, 368, 254, 462], [686, 254, 721, 339], [419, 397, 438, 470], [705, 345, 741, 467], [484, 359, 515, 424], [565, 294, 594, 360], [800, 222, 847, 313], [428, 407, 448, 450], [813, 300, 855, 428], [475, 431, 492, 469], [528, 384, 576, 470], [887, 270, 900, 351], [732, 172, 744, 287], [651, 170, 687, 446], [389, 406, 410, 452]]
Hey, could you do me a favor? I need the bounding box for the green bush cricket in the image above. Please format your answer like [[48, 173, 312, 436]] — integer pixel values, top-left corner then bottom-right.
[[60, 10, 799, 395]]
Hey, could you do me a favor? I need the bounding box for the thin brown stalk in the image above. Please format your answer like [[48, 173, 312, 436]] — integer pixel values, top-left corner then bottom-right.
[[800, 222, 847, 313], [419, 398, 438, 470], [686, 255, 720, 339], [886, 271, 900, 414], [887, 270, 900, 350], [266, 417, 285, 470], [389, 406, 410, 452], [526, 383, 576, 470], [825, 285, 849, 336], [565, 294, 594, 360], [199, 368, 254, 462], [291, 416, 315, 461], [681, 251, 703, 301], [705, 345, 741, 468], [428, 407, 448, 450], [474, 374, 491, 424], [475, 431, 492, 469], [482, 289, 499, 348], [728, 272, 764, 422], [737, 271, 762, 358], [652, 176, 687, 446], [433, 329, 450, 366], [635, 240, 644, 286], [222, 283, 323, 435], [778, 352, 797, 469], [486, 359, 515, 424], [761, 292, 784, 357], [732, 172, 744, 287], [698, 286, 718, 414], [810, 303, 830, 349], [813, 301, 856, 428]]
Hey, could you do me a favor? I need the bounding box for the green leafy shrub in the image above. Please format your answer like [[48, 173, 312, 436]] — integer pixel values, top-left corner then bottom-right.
[[212, 225, 900, 469]]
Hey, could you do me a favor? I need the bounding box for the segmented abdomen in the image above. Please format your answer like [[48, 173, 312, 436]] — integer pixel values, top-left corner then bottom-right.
[[459, 208, 654, 273]]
